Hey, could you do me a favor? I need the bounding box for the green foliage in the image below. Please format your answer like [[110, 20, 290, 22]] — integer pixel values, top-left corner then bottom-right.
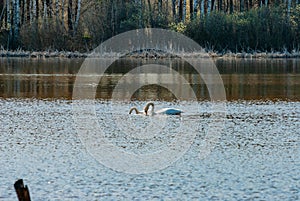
[[290, 5, 300, 48], [169, 22, 187, 33], [185, 7, 299, 52]]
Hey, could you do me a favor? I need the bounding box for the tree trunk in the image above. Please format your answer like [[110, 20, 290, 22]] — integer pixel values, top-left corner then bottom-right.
[[2, 0, 6, 28], [190, 0, 193, 19], [200, 0, 204, 16], [35, 0, 38, 20], [110, 1, 114, 34], [245, 0, 248, 11], [141, 0, 144, 28], [207, 0, 211, 15], [21, 0, 25, 24], [29, 0, 32, 23], [183, 0, 186, 21], [55, 0, 58, 23], [178, 0, 183, 21], [193, 0, 198, 18], [7, 0, 12, 47], [287, 0, 291, 18], [158, 0, 162, 13], [229, 0, 233, 14], [13, 0, 20, 44], [211, 0, 215, 11], [31, 0, 37, 22], [43, 0, 48, 25], [73, 0, 81, 35], [67, 0, 73, 33], [240, 0, 244, 11], [248, 0, 252, 8], [147, 0, 152, 26], [0, 0, 4, 22], [165, 0, 168, 22], [62, 0, 65, 26], [218, 0, 222, 11], [172, 0, 176, 21], [46, 0, 51, 18]]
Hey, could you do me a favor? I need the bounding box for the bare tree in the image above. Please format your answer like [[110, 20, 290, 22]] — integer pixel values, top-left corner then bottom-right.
[[207, 0, 211, 15], [35, 0, 38, 19], [13, 0, 20, 40], [158, 0, 162, 13], [190, 0, 193, 19], [178, 0, 183, 21], [73, 0, 81, 35], [32, 0, 36, 22], [7, 0, 12, 47], [55, 0, 58, 23], [287, 0, 291, 18], [43, 0, 48, 25], [183, 0, 186, 21], [46, 0, 51, 18], [193, 0, 198, 19], [21, 0, 25, 24], [218, 0, 222, 11], [240, 0, 244, 11], [211, 0, 215, 11], [172, 0, 176, 21], [67, 0, 73, 32], [147, 0, 153, 26], [200, 0, 204, 16], [62, 0, 65, 26], [0, 1, 5, 28]]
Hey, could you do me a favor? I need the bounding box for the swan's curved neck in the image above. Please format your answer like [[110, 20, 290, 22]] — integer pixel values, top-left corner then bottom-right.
[[129, 107, 139, 114], [144, 102, 154, 115]]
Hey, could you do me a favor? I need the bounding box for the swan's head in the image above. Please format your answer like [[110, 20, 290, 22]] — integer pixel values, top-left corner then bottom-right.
[[129, 107, 139, 114], [144, 102, 154, 116]]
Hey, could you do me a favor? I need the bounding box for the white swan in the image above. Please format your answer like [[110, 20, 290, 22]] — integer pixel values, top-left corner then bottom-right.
[[144, 102, 183, 116]]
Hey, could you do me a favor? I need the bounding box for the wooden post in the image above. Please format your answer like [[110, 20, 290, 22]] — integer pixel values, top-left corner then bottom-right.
[[14, 179, 31, 201]]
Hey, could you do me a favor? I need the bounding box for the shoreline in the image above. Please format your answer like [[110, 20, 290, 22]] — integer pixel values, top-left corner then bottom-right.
[[1, 49, 300, 59]]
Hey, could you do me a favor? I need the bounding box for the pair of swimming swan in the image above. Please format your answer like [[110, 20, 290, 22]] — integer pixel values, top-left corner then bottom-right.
[[129, 102, 183, 116]]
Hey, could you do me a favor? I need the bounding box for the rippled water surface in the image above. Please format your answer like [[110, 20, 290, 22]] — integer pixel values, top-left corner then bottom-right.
[[0, 57, 299, 199], [0, 100, 299, 200]]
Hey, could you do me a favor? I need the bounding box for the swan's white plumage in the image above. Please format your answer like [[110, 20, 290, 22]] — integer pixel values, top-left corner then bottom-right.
[[129, 102, 182, 116]]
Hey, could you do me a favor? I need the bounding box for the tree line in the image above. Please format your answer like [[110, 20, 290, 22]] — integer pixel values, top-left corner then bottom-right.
[[0, 0, 299, 52]]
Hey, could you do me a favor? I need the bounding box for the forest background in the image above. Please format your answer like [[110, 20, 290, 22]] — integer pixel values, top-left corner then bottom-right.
[[0, 0, 300, 53]]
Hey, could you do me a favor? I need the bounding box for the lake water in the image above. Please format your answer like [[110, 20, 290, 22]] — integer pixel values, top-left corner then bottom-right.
[[0, 58, 299, 200], [0, 58, 299, 100]]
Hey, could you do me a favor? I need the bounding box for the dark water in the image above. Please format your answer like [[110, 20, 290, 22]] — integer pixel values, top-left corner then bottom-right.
[[0, 58, 299, 100]]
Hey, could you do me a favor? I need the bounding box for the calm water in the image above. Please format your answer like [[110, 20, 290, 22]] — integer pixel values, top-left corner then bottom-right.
[[0, 58, 299, 100], [0, 58, 299, 200]]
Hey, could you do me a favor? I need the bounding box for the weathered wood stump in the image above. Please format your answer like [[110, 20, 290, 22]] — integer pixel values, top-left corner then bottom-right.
[[14, 179, 31, 201]]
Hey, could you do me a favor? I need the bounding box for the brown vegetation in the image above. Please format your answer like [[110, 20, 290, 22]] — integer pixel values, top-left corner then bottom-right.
[[0, 0, 299, 53]]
